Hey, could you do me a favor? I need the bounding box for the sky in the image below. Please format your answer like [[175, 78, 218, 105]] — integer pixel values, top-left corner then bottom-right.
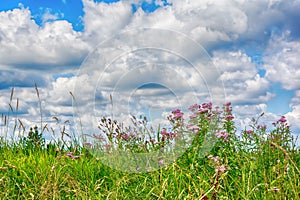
[[0, 0, 300, 143]]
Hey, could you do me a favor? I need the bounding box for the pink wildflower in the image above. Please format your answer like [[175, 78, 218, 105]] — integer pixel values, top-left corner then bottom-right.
[[217, 131, 229, 141], [171, 109, 181, 114], [187, 125, 201, 133], [173, 110, 184, 120], [202, 102, 212, 109], [215, 165, 227, 173], [158, 159, 164, 166], [223, 102, 231, 107], [189, 104, 200, 111], [161, 128, 176, 139], [198, 108, 209, 114], [66, 152, 81, 160], [189, 113, 198, 119], [122, 134, 129, 141], [278, 116, 287, 123], [208, 155, 220, 163], [225, 115, 234, 120]]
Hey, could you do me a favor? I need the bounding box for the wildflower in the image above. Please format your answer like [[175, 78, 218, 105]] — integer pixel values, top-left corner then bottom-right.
[[223, 102, 231, 107], [198, 108, 209, 114], [66, 152, 74, 157], [257, 124, 267, 131], [158, 159, 164, 166], [189, 104, 199, 111], [215, 165, 227, 173], [225, 115, 234, 120], [213, 110, 222, 115], [66, 152, 81, 160], [161, 128, 168, 136], [122, 134, 129, 141], [202, 102, 212, 109], [272, 187, 279, 192], [246, 130, 253, 135], [217, 131, 229, 141], [173, 111, 184, 120], [187, 125, 201, 133], [171, 109, 181, 114], [208, 155, 220, 163], [278, 116, 287, 123], [189, 113, 198, 119]]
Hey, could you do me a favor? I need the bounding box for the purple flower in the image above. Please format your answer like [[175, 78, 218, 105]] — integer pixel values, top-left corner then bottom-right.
[[171, 109, 181, 114], [246, 130, 253, 135], [225, 115, 234, 120], [158, 159, 164, 166], [122, 134, 129, 141], [161, 128, 176, 139], [215, 165, 227, 173], [173, 111, 184, 120], [198, 108, 209, 114], [189, 113, 198, 119], [202, 102, 212, 109], [66, 152, 74, 157], [257, 124, 267, 131], [187, 125, 201, 133], [66, 152, 81, 160], [217, 131, 229, 141], [161, 128, 168, 136], [189, 104, 200, 111], [278, 116, 287, 123], [223, 102, 231, 107]]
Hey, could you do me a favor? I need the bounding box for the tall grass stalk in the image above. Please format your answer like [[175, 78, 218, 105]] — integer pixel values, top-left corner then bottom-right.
[[0, 91, 299, 199]]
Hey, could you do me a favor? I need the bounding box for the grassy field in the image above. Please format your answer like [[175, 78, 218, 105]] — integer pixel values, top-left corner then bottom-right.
[[0, 90, 299, 199]]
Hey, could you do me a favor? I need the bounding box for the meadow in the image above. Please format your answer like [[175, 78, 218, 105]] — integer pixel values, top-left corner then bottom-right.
[[0, 88, 299, 199]]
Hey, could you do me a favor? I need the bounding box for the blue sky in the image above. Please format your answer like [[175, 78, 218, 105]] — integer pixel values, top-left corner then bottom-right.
[[0, 0, 300, 139]]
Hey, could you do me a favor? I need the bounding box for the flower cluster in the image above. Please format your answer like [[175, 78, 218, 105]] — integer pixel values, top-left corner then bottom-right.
[[216, 131, 229, 141], [161, 128, 178, 139], [66, 152, 82, 160]]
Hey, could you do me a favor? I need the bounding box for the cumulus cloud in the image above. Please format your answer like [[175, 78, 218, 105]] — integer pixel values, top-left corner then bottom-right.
[[82, 0, 133, 45], [213, 50, 274, 104], [0, 7, 90, 68], [263, 32, 300, 90], [41, 8, 61, 24], [285, 90, 300, 133], [1, 0, 300, 138]]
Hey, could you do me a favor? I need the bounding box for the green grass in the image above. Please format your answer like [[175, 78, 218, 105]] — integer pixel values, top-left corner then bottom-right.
[[0, 135, 299, 199], [0, 90, 299, 199]]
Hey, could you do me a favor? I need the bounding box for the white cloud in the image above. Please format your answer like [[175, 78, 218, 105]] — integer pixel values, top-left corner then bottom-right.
[[285, 90, 300, 133], [42, 8, 60, 24], [82, 0, 133, 45], [1, 0, 300, 138], [0, 7, 90, 68], [213, 50, 274, 104], [263, 32, 300, 90]]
